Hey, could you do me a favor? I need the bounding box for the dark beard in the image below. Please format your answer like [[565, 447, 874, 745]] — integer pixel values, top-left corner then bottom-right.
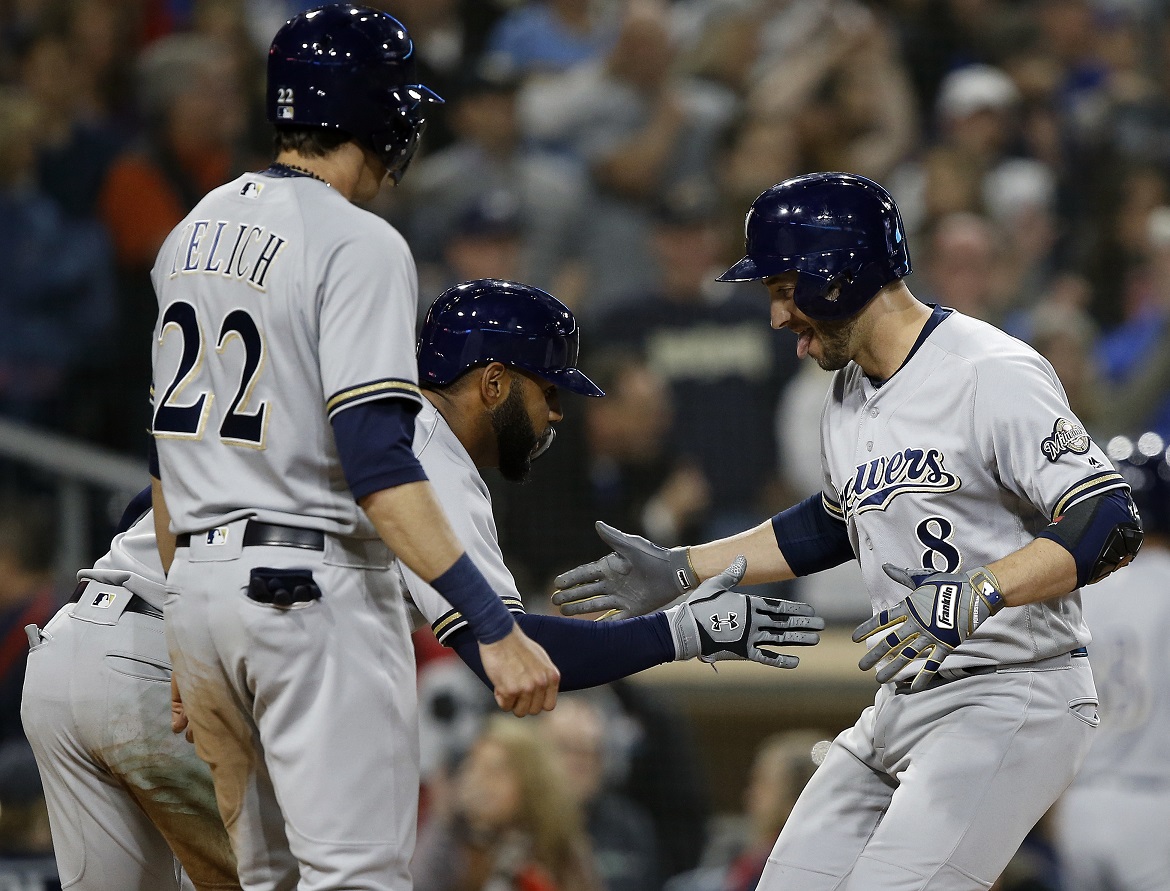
[[491, 382, 540, 482], [812, 315, 858, 371]]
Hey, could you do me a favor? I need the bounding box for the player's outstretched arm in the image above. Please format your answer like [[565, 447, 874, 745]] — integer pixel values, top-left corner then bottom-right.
[[552, 520, 795, 618], [362, 481, 559, 715], [452, 558, 825, 689]]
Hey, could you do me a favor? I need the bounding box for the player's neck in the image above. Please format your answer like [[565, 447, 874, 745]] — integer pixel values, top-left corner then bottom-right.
[[850, 285, 933, 381], [423, 389, 495, 470], [274, 144, 374, 201]]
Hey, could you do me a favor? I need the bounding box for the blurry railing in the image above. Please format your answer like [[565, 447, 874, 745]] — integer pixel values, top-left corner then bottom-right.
[[0, 417, 144, 584]]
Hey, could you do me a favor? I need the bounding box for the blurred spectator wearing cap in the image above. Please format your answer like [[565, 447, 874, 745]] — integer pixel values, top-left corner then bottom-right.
[[423, 192, 526, 307], [889, 63, 1038, 239], [1055, 431, 1170, 891], [404, 64, 590, 303], [593, 185, 800, 541], [519, 2, 734, 316], [913, 211, 1010, 322], [485, 0, 621, 77], [0, 87, 115, 436]]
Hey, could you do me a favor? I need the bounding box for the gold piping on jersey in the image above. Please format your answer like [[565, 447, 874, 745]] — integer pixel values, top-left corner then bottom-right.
[[325, 379, 423, 417], [1051, 471, 1128, 521], [431, 596, 526, 644], [822, 492, 846, 521]]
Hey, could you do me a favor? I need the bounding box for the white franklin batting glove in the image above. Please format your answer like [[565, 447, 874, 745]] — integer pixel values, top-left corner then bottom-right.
[[853, 564, 1005, 692], [551, 521, 698, 619], [665, 557, 825, 668]]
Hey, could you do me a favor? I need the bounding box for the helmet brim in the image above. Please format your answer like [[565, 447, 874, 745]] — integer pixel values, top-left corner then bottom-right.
[[536, 366, 605, 397], [716, 256, 762, 282]]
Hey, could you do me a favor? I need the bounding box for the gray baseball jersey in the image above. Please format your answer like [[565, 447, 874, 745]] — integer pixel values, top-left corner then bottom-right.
[[152, 169, 422, 891], [21, 510, 236, 891], [397, 401, 525, 641], [761, 309, 1114, 890], [1056, 546, 1170, 891], [820, 311, 1123, 673], [151, 172, 423, 537]]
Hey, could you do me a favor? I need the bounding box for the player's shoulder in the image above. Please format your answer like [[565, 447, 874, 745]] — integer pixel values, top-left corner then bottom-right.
[[927, 311, 1041, 365]]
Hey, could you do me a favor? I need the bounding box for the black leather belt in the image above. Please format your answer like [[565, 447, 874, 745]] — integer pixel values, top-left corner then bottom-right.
[[69, 580, 164, 620], [176, 521, 325, 551], [894, 647, 1088, 695]]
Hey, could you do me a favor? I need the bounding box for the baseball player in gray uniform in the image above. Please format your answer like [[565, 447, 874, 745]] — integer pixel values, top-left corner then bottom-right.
[[553, 172, 1144, 891], [23, 276, 819, 891], [1055, 433, 1170, 891], [150, 8, 557, 891], [21, 492, 238, 891]]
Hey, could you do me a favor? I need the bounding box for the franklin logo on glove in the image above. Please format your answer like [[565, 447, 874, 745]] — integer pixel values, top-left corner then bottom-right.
[[934, 583, 959, 630]]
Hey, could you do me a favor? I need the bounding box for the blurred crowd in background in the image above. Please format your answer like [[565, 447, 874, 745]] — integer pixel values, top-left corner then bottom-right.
[[2, 0, 1170, 888]]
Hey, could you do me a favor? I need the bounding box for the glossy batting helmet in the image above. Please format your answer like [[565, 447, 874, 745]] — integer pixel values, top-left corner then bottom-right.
[[418, 279, 605, 397], [1107, 433, 1168, 536], [267, 4, 442, 183], [717, 172, 912, 321]]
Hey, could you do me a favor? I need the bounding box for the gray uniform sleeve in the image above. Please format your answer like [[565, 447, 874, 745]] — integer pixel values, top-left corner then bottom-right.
[[974, 351, 1126, 521], [399, 438, 524, 644], [319, 225, 424, 419]]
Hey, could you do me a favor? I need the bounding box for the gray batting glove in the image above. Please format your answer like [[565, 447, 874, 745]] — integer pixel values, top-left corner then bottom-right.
[[665, 557, 825, 668], [551, 521, 698, 619], [852, 564, 1005, 691]]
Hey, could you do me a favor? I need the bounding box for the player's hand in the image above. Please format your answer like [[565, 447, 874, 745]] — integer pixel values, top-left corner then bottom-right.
[[552, 521, 697, 619], [171, 674, 194, 743], [664, 557, 825, 667], [478, 625, 561, 717], [852, 564, 1005, 691]]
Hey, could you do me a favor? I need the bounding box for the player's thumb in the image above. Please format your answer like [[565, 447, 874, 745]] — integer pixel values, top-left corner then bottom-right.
[[595, 520, 638, 553], [712, 555, 747, 590], [882, 563, 919, 590]]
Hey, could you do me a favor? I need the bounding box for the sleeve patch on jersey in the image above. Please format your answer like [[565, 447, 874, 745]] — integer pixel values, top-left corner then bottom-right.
[[432, 597, 526, 645], [1052, 471, 1128, 520], [1041, 418, 1091, 462], [326, 378, 422, 418]]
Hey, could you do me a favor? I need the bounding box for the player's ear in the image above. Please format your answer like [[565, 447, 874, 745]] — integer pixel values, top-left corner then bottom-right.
[[479, 362, 510, 408]]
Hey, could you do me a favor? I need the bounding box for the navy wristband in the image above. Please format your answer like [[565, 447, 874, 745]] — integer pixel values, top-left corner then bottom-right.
[[431, 553, 515, 644]]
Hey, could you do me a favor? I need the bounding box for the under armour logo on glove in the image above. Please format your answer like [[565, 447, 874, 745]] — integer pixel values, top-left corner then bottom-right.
[[666, 557, 825, 668]]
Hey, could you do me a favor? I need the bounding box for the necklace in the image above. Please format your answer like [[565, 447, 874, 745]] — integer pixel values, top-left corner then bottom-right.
[[269, 162, 331, 187]]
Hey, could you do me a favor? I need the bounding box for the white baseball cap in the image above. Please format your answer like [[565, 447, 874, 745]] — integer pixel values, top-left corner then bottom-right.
[[937, 64, 1021, 121]]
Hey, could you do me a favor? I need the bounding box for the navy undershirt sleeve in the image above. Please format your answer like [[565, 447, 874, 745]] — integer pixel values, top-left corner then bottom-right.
[[1037, 488, 1137, 587], [330, 398, 428, 501], [116, 486, 154, 536], [448, 612, 675, 691], [771, 493, 855, 576]]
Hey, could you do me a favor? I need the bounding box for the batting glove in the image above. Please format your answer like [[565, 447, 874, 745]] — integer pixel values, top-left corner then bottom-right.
[[852, 564, 1005, 692], [665, 557, 825, 668], [552, 521, 698, 619]]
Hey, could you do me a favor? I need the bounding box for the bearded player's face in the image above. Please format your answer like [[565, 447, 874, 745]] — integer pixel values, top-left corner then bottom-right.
[[491, 371, 563, 482]]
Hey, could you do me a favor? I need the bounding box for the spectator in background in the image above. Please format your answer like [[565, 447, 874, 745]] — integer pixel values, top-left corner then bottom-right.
[[1098, 205, 1170, 438], [93, 33, 248, 454], [486, 0, 621, 76], [983, 159, 1063, 312], [542, 692, 660, 891], [0, 87, 115, 433], [889, 63, 1025, 238], [414, 716, 602, 891], [520, 1, 734, 316], [914, 211, 1007, 322], [18, 28, 123, 220], [666, 731, 826, 891], [405, 65, 589, 301], [595, 187, 799, 539], [420, 193, 527, 310]]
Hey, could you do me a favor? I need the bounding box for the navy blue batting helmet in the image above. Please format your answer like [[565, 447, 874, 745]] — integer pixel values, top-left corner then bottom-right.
[[717, 172, 912, 321], [418, 279, 604, 397], [1107, 433, 1168, 536], [267, 4, 442, 183]]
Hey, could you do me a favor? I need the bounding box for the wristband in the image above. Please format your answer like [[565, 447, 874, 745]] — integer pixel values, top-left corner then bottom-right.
[[431, 554, 515, 644]]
